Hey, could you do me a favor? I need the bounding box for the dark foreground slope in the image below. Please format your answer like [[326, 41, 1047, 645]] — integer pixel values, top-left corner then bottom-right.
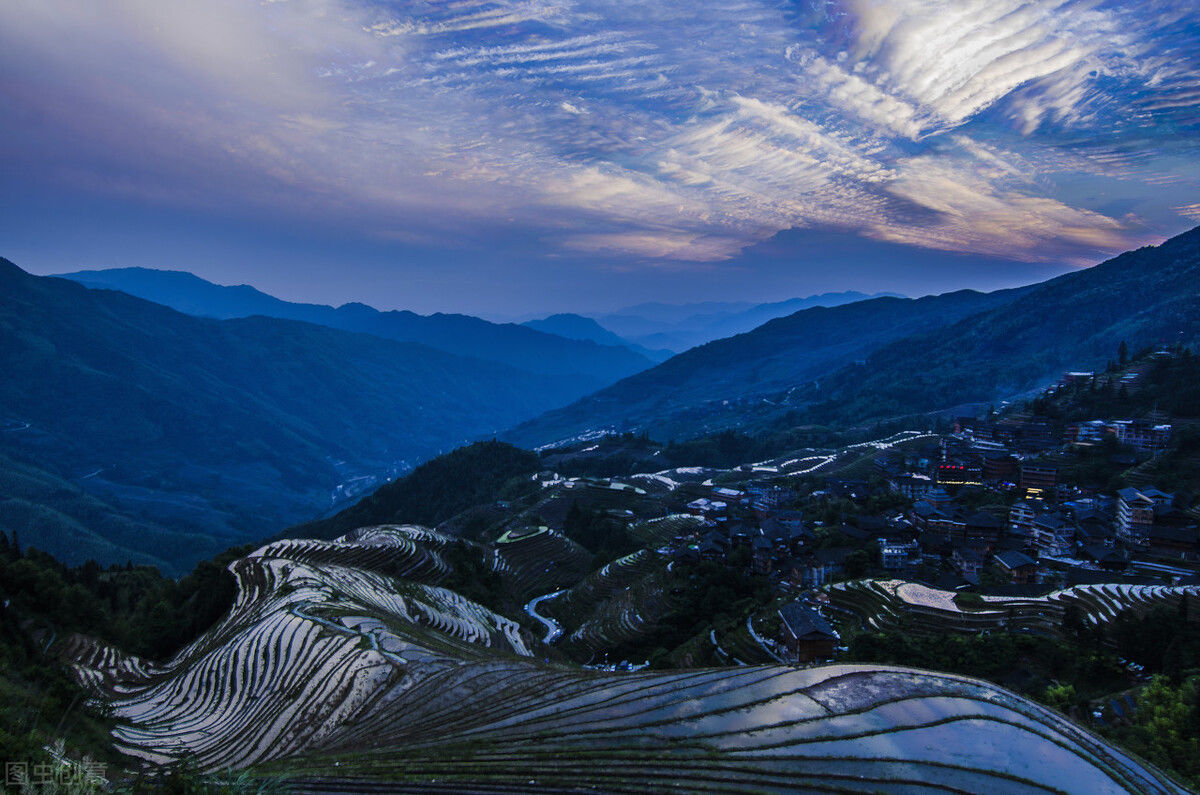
[[0, 261, 580, 572], [60, 267, 653, 395]]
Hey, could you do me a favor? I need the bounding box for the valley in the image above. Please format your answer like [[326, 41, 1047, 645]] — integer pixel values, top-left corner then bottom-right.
[[3, 232, 1200, 791], [5, 2, 1200, 790], [11, 349, 1200, 789]]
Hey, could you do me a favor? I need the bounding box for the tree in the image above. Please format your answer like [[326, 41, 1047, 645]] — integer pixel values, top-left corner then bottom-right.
[[1125, 676, 1200, 787], [843, 550, 871, 579], [1042, 682, 1077, 714], [1119, 340, 1129, 366]]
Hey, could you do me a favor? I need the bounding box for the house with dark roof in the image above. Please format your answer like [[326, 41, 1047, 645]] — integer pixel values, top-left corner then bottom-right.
[[761, 518, 808, 554], [777, 602, 839, 663], [837, 523, 871, 543], [915, 532, 950, 565], [726, 521, 755, 547], [952, 546, 985, 579], [697, 537, 725, 562], [964, 511, 1005, 545], [1149, 525, 1198, 559], [1081, 544, 1130, 572], [924, 488, 954, 508], [1033, 514, 1074, 557], [993, 550, 1039, 584], [827, 479, 872, 500], [750, 534, 774, 573], [788, 547, 853, 588]]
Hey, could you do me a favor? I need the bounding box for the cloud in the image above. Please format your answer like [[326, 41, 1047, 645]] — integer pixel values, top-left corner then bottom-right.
[[1, 0, 1198, 274], [876, 138, 1129, 261]]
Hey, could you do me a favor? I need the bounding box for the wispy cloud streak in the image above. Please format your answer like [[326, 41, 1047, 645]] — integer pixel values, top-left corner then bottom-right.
[[1, 0, 1197, 271]]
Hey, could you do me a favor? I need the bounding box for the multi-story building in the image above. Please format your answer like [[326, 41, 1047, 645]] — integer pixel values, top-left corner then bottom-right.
[[879, 538, 920, 570], [936, 462, 983, 487], [981, 451, 1018, 483], [1033, 514, 1075, 557], [1066, 420, 1107, 444], [1108, 420, 1172, 453], [1019, 462, 1058, 494], [890, 472, 933, 500], [1116, 487, 1170, 549], [1008, 499, 1046, 543]]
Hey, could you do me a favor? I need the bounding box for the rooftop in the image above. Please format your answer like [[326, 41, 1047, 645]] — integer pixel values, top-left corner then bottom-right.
[[778, 602, 838, 641]]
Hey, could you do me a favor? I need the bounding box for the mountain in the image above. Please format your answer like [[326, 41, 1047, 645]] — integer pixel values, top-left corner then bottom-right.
[[59, 267, 652, 392], [508, 287, 1024, 447], [0, 448, 217, 572], [805, 226, 1200, 426], [598, 299, 756, 329], [594, 291, 898, 353], [522, 313, 673, 362], [509, 227, 1200, 448], [0, 259, 600, 573], [288, 440, 540, 542]]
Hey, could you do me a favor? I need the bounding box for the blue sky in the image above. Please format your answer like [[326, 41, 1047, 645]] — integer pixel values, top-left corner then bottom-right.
[[2, 0, 1198, 315]]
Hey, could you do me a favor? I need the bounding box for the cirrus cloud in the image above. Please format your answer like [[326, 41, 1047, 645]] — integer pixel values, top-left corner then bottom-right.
[[1, 0, 1198, 279]]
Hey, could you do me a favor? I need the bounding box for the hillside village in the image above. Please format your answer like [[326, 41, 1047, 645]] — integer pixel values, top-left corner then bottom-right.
[[446, 346, 1194, 703]]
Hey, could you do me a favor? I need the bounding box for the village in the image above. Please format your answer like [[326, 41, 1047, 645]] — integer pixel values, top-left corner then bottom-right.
[[532, 348, 1199, 666]]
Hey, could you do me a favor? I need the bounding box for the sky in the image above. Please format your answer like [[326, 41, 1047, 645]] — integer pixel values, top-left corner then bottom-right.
[[2, 0, 1199, 316]]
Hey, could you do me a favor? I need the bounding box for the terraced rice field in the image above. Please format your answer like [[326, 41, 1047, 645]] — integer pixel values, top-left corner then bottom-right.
[[829, 579, 1200, 637], [543, 549, 661, 628], [493, 525, 593, 596], [266, 662, 1185, 793], [61, 530, 1188, 792], [629, 513, 705, 547]]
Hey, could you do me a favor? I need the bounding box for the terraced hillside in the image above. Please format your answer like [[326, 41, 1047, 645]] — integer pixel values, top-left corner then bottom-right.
[[60, 531, 1187, 792], [829, 579, 1200, 637], [539, 549, 672, 658], [493, 525, 593, 596]]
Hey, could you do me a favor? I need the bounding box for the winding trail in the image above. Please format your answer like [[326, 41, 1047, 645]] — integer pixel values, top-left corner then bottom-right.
[[524, 589, 566, 644], [290, 601, 409, 666]]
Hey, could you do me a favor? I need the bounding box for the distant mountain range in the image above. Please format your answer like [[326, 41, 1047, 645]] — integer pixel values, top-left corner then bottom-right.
[[14, 227, 1200, 568], [59, 267, 652, 391], [0, 261, 629, 572], [508, 226, 1200, 447], [522, 313, 673, 362], [591, 291, 901, 353]]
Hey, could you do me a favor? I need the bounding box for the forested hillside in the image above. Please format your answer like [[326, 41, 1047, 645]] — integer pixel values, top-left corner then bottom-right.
[[62, 267, 652, 392], [807, 226, 1200, 425], [288, 441, 539, 541], [509, 226, 1200, 446], [0, 261, 581, 572], [508, 286, 1023, 445]]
